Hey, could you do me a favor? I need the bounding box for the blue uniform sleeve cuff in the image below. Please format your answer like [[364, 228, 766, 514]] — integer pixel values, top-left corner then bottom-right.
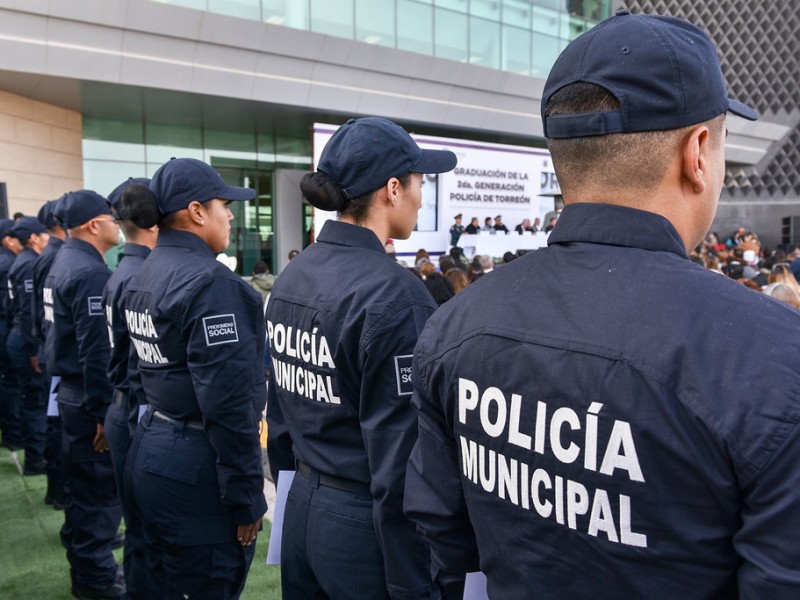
[[232, 496, 267, 526]]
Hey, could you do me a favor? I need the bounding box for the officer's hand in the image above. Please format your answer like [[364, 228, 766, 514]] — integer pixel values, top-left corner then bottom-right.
[[93, 424, 108, 453], [30, 356, 41, 373], [237, 518, 262, 547]]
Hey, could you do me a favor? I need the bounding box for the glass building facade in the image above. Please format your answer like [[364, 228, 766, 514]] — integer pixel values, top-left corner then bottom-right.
[[83, 1, 611, 272], [152, 0, 612, 77], [82, 113, 312, 274]]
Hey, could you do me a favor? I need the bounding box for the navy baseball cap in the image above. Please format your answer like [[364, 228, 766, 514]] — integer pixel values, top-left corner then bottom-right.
[[10, 217, 47, 243], [318, 118, 457, 199], [0, 218, 16, 239], [108, 177, 150, 218], [149, 158, 255, 215], [55, 190, 112, 229], [37, 196, 65, 230], [542, 10, 758, 139]]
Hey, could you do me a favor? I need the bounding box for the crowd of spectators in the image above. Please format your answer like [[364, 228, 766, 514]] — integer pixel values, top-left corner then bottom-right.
[[692, 228, 800, 309], [395, 225, 800, 311]]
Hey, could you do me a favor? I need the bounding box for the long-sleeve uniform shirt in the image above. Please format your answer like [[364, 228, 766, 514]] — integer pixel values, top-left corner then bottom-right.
[[103, 242, 150, 409], [0, 248, 15, 326], [7, 247, 39, 355], [266, 220, 437, 599], [121, 229, 266, 525], [43, 238, 113, 422], [405, 202, 800, 599], [31, 236, 64, 347]]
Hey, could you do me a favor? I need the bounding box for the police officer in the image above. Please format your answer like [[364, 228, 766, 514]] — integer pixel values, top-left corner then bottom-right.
[[99, 178, 156, 599], [266, 117, 457, 599], [31, 197, 68, 507], [120, 158, 265, 598], [449, 213, 464, 247], [44, 190, 124, 599], [6, 217, 50, 474], [405, 10, 800, 599], [0, 218, 23, 451]]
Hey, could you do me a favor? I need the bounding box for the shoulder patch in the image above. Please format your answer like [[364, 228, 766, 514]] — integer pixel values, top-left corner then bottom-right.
[[24, 279, 33, 294], [394, 354, 414, 396], [203, 314, 239, 346], [87, 296, 103, 316]]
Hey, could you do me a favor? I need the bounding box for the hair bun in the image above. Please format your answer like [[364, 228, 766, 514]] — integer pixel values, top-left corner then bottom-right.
[[119, 184, 160, 229], [300, 171, 348, 211]]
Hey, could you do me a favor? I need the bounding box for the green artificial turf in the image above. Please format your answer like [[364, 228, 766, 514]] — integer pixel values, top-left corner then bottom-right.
[[0, 448, 281, 599]]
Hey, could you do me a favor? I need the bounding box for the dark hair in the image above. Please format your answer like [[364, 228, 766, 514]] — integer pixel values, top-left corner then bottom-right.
[[252, 261, 268, 275], [119, 184, 160, 229], [546, 82, 724, 194], [300, 171, 412, 225]]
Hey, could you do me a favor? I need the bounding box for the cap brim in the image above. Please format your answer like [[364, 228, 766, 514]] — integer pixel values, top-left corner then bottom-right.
[[411, 149, 458, 174], [728, 98, 758, 121], [219, 185, 256, 202]]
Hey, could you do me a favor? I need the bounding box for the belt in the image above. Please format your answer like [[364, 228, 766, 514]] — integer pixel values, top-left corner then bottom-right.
[[296, 461, 371, 496], [152, 410, 205, 431]]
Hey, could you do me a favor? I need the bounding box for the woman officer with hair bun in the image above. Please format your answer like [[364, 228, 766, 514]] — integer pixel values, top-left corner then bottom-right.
[[266, 117, 458, 599], [120, 158, 266, 598]]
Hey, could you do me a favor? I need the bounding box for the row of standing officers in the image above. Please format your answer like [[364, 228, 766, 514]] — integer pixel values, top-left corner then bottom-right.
[[0, 158, 267, 599], [2, 9, 800, 600]]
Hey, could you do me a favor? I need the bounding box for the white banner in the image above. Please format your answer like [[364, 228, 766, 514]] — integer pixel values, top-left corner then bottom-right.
[[311, 124, 559, 257]]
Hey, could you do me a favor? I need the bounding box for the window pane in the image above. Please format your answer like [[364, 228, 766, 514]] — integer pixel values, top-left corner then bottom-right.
[[262, 0, 309, 29], [532, 5, 560, 35], [567, 15, 588, 39], [310, 0, 355, 39], [531, 31, 559, 77], [501, 0, 532, 27], [145, 123, 203, 165], [435, 0, 467, 12], [83, 160, 148, 198], [398, 0, 434, 54], [356, 0, 396, 47], [208, 0, 260, 19], [469, 16, 500, 69], [434, 8, 468, 62], [83, 139, 146, 162], [470, 0, 501, 21], [502, 25, 531, 75]]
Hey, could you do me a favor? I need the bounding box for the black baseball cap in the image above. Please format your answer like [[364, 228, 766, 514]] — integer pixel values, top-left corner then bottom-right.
[[10, 217, 47, 243], [149, 158, 254, 215], [0, 219, 14, 239], [55, 190, 112, 229], [542, 10, 758, 139], [37, 195, 66, 230], [318, 118, 457, 199]]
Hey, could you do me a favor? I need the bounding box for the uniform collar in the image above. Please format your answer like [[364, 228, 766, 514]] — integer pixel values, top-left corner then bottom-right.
[[155, 229, 215, 259], [48, 236, 64, 249], [121, 242, 151, 259], [64, 237, 107, 262], [547, 203, 688, 258], [316, 220, 385, 253]]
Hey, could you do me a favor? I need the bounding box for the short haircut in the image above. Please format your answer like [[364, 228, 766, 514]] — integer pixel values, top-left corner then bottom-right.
[[545, 82, 724, 195]]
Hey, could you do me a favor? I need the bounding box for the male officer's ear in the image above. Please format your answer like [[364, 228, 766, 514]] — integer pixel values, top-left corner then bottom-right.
[[682, 124, 710, 195]]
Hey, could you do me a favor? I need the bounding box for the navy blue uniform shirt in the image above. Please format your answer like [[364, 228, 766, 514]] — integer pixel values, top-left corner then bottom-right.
[[266, 219, 437, 598], [103, 242, 150, 400], [7, 247, 39, 354], [0, 247, 16, 325], [43, 238, 113, 422], [121, 229, 266, 525], [31, 236, 64, 345], [406, 203, 800, 599]]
